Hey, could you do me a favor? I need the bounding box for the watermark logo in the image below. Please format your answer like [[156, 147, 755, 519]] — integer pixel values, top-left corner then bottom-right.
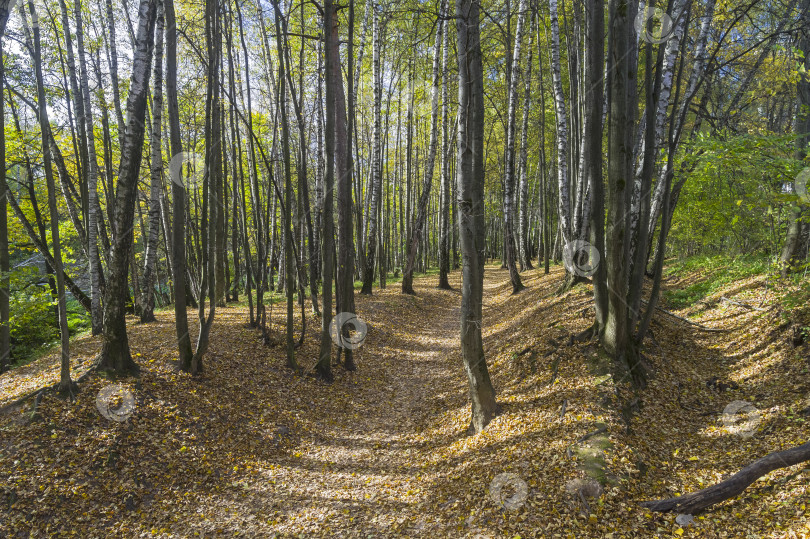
[[563, 240, 601, 278], [635, 3, 674, 44], [169, 152, 206, 191], [795, 167, 809, 204], [96, 384, 136, 422], [722, 400, 760, 438], [329, 312, 368, 350], [489, 472, 528, 511]]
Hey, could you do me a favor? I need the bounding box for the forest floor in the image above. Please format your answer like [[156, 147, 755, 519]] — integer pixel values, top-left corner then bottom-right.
[[0, 263, 809, 538]]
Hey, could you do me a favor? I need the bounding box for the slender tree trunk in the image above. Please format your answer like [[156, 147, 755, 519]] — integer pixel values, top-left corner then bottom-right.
[[781, 0, 810, 275], [501, 0, 527, 293], [317, 0, 337, 382], [164, 0, 192, 367], [336, 0, 357, 370], [25, 0, 73, 392], [190, 0, 220, 375], [141, 0, 165, 323], [549, 0, 572, 246], [96, 0, 158, 376], [585, 0, 607, 333], [438, 19, 452, 290], [517, 12, 535, 273], [362, 3, 382, 294], [402, 0, 446, 295], [69, 0, 105, 335], [456, 0, 499, 434], [58, 0, 89, 234], [0, 30, 7, 373], [105, 0, 126, 143], [272, 0, 298, 370]]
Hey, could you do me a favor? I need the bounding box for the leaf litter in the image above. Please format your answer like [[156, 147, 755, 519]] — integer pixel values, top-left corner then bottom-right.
[[0, 266, 808, 537]]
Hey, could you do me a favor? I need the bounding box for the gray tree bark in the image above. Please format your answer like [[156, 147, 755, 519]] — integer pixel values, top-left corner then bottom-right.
[[456, 0, 499, 434], [317, 0, 337, 382], [165, 0, 193, 367], [25, 0, 73, 392], [517, 11, 535, 272], [402, 0, 446, 295], [96, 0, 158, 376]]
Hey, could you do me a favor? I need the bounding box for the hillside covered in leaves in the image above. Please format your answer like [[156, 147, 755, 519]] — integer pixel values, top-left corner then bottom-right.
[[1, 266, 808, 537]]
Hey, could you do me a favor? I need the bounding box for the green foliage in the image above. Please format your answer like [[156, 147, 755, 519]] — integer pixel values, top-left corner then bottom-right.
[[663, 254, 771, 309], [669, 133, 800, 257], [4, 267, 90, 366], [9, 270, 59, 363], [781, 279, 810, 336]]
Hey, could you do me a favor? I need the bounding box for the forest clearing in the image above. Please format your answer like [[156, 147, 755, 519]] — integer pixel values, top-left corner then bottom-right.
[[0, 0, 809, 535]]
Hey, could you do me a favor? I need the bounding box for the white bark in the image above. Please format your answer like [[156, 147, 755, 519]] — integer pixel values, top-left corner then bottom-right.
[[141, 0, 164, 321], [74, 0, 104, 335], [648, 0, 717, 239], [517, 11, 535, 270], [549, 0, 571, 244]]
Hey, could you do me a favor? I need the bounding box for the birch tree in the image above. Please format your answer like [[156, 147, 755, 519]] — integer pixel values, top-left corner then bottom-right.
[[548, 0, 572, 255], [96, 0, 158, 376], [362, 2, 382, 294], [500, 0, 527, 293], [402, 0, 445, 295], [438, 12, 452, 290], [141, 0, 165, 323], [517, 12, 535, 272]]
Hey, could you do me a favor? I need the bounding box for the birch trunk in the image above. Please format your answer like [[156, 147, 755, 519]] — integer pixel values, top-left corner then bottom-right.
[[362, 3, 382, 294], [648, 0, 716, 239], [96, 0, 158, 376], [438, 17, 452, 290], [501, 0, 527, 293], [141, 0, 164, 323], [402, 1, 446, 295], [71, 0, 105, 335], [517, 12, 535, 272], [549, 0, 572, 247]]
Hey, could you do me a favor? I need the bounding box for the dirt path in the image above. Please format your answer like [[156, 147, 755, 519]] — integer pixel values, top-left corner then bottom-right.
[[226, 271, 470, 537]]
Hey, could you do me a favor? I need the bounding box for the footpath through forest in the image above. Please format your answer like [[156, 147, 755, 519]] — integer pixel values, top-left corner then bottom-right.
[[1, 265, 808, 537]]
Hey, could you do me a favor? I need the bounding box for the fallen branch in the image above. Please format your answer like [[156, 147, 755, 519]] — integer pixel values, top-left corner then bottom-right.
[[720, 296, 767, 312], [641, 299, 738, 332], [641, 441, 810, 514], [576, 425, 608, 444]]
